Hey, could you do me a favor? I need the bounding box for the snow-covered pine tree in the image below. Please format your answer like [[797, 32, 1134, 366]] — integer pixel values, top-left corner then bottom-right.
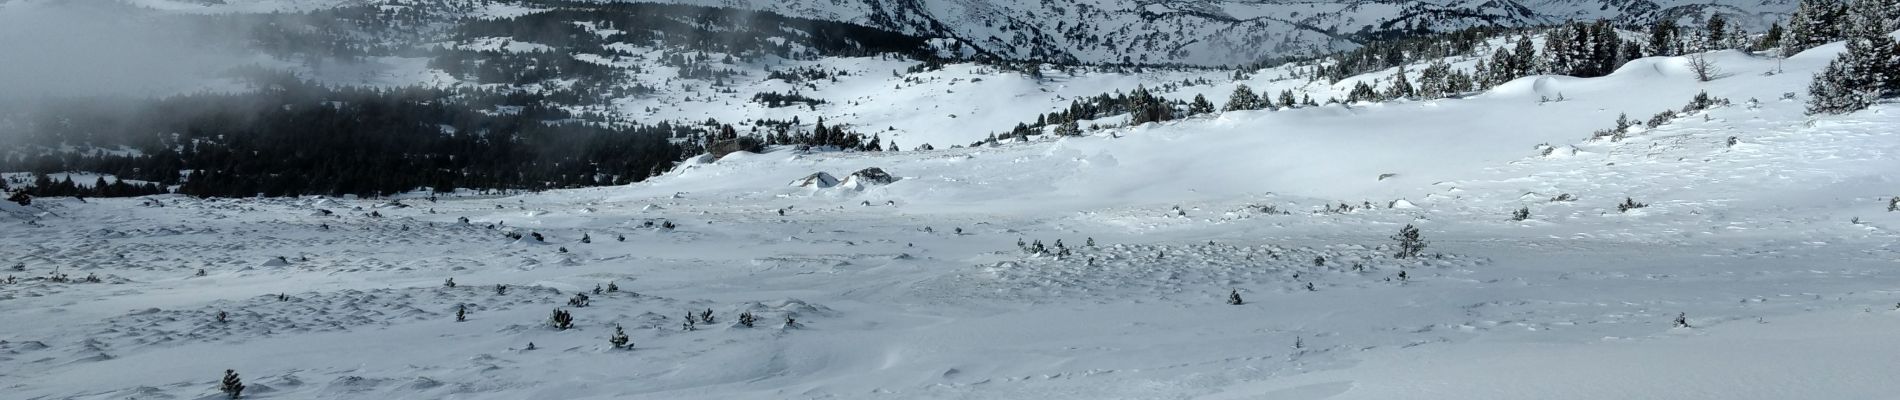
[[1784, 0, 1852, 56], [550, 309, 574, 330], [1416, 60, 1451, 99], [609, 325, 631, 349], [221, 369, 245, 399], [1188, 94, 1216, 115], [1347, 82, 1377, 103], [1385, 66, 1415, 99]]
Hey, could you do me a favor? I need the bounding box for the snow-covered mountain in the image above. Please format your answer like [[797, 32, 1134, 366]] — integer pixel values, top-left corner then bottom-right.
[[92, 0, 1800, 65], [641, 0, 1798, 65]]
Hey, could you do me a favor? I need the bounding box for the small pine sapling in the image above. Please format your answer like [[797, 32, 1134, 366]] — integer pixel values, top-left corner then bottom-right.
[[739, 311, 756, 328], [569, 293, 590, 307], [1313, 256, 1325, 267], [1617, 197, 1649, 212], [606, 282, 619, 292], [1227, 290, 1244, 305], [456, 305, 467, 322], [495, 284, 507, 295], [609, 325, 631, 349], [593, 284, 603, 295], [1673, 312, 1690, 328], [221, 369, 245, 399], [1304, 282, 1317, 292], [1392, 224, 1427, 259], [444, 277, 456, 288], [216, 311, 228, 324], [700, 308, 715, 324], [581, 233, 591, 244], [1512, 207, 1530, 221], [550, 309, 574, 330]]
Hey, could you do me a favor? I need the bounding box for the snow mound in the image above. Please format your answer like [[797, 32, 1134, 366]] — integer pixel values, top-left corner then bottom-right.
[[789, 172, 839, 188]]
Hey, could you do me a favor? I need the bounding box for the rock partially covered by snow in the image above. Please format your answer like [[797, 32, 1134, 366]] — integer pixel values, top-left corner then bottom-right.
[[789, 172, 839, 188], [838, 168, 899, 189]]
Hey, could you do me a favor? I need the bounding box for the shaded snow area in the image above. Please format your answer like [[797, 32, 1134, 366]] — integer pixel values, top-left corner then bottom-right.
[[10, 45, 1900, 400]]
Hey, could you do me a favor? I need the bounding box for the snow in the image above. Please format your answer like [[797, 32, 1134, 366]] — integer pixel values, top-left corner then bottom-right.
[[7, 30, 1900, 400]]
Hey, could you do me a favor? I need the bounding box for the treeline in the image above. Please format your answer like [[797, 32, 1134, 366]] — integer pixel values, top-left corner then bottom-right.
[[1804, 0, 1900, 114], [452, 2, 954, 63], [0, 75, 691, 198]]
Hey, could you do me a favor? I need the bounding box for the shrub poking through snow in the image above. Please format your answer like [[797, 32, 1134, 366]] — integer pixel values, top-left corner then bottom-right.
[[216, 311, 228, 324], [495, 284, 507, 295], [607, 282, 619, 292], [221, 369, 245, 399], [444, 278, 456, 288], [568, 293, 590, 307], [1512, 207, 1531, 221], [609, 325, 631, 349], [700, 308, 716, 324], [550, 309, 574, 330], [1673, 312, 1691, 328], [456, 305, 467, 322], [1392, 224, 1428, 259], [1227, 290, 1244, 305], [581, 233, 591, 244], [1889, 198, 1898, 212], [1617, 197, 1649, 212], [1551, 193, 1576, 202], [739, 311, 756, 328]]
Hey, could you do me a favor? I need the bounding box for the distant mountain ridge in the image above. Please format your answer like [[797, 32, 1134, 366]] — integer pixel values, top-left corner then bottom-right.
[[642, 0, 1798, 65]]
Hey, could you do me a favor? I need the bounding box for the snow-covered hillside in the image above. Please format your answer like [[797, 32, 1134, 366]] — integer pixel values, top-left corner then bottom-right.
[[7, 25, 1900, 399]]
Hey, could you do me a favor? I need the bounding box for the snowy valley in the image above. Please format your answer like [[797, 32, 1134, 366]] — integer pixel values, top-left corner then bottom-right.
[[4, 0, 1900, 399]]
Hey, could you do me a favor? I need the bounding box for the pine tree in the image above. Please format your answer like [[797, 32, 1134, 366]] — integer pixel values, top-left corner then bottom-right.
[[1808, 0, 1900, 114], [456, 305, 467, 322], [1706, 14, 1730, 49], [221, 369, 245, 399], [1385, 65, 1414, 99], [550, 309, 574, 330], [1347, 82, 1378, 102], [609, 325, 631, 349], [1227, 290, 1244, 305], [1757, 21, 1786, 51], [1188, 94, 1217, 115], [1391, 224, 1428, 259], [1650, 20, 1681, 56], [1278, 90, 1299, 108], [1223, 84, 1261, 111]]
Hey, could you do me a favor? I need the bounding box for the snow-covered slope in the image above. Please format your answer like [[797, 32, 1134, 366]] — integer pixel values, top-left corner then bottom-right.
[[7, 33, 1900, 400]]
